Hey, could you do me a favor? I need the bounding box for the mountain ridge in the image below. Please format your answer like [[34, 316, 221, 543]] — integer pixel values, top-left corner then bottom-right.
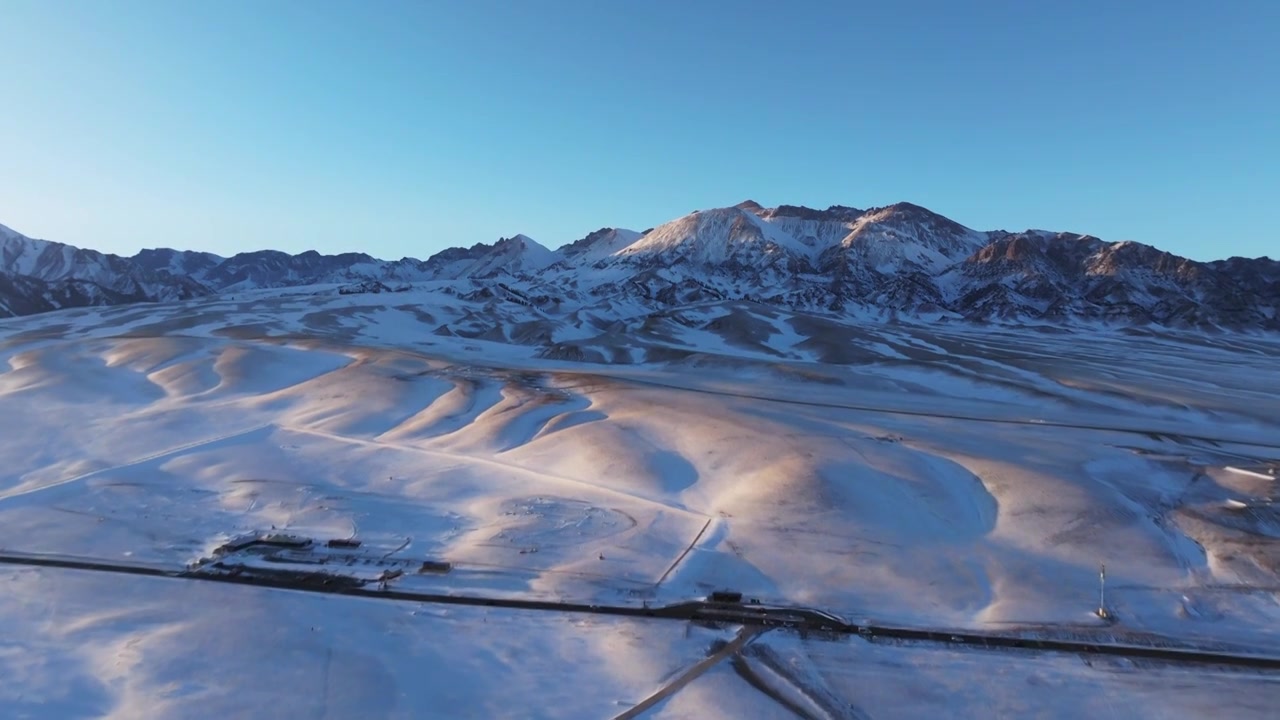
[[1, 204, 1276, 330]]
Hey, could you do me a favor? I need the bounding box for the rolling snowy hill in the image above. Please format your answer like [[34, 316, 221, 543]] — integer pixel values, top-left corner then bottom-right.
[[1, 284, 1278, 718]]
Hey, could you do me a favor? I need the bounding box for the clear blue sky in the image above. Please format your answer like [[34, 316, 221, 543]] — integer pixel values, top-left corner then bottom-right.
[[1, 0, 1276, 261]]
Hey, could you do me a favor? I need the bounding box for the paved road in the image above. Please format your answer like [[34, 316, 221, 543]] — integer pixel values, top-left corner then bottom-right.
[[2, 550, 1279, 671], [613, 626, 761, 720]]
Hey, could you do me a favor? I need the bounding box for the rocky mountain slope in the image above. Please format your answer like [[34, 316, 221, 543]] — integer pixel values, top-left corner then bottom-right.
[[1, 204, 1276, 330]]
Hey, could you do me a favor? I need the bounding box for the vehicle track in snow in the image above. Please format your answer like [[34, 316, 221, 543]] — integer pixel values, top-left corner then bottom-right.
[[653, 517, 714, 588], [284, 424, 710, 523], [0, 423, 274, 508]]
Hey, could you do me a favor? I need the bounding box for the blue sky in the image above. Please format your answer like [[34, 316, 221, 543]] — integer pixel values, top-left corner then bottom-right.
[[1, 0, 1276, 261]]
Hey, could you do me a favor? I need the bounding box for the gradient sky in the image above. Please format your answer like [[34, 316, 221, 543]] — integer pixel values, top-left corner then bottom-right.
[[1, 0, 1276, 261]]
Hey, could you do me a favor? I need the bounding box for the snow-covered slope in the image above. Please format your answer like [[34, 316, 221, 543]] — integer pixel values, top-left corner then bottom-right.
[[614, 204, 816, 274], [1, 293, 1277, 717], [828, 201, 989, 273], [401, 234, 558, 280], [455, 234, 556, 278], [555, 227, 643, 266], [753, 202, 864, 252]]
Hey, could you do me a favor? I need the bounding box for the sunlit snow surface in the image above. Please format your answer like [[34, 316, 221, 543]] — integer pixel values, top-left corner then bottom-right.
[[1, 286, 1278, 718]]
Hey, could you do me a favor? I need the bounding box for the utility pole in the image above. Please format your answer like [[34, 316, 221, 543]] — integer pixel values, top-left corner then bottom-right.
[[1097, 562, 1109, 619]]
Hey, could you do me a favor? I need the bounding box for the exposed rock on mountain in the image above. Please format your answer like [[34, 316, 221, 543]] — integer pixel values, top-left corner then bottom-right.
[[1, 222, 209, 304], [131, 247, 225, 281]]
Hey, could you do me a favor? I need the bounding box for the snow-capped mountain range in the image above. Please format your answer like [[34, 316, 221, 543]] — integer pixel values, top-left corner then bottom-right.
[[2, 202, 1277, 329]]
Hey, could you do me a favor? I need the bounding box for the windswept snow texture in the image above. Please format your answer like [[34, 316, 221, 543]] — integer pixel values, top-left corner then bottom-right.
[[1, 291, 1279, 718]]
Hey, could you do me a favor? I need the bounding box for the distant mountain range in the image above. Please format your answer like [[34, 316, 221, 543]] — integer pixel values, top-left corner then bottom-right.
[[2, 202, 1277, 329]]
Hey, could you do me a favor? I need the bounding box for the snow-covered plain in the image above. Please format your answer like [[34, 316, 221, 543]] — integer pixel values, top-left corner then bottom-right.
[[1, 286, 1278, 718]]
